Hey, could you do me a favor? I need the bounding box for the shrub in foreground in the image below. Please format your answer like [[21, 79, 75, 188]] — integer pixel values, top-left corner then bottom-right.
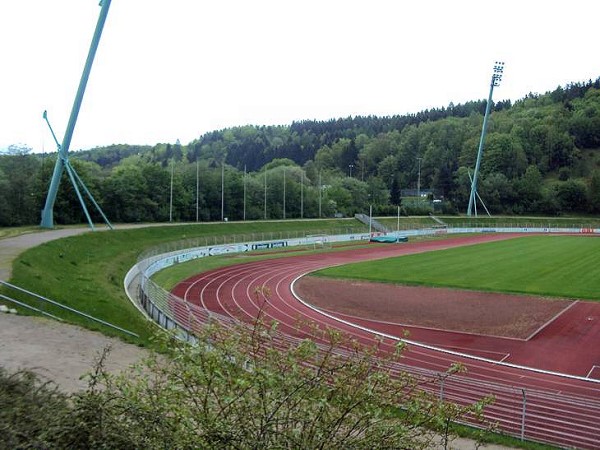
[[1, 311, 493, 449]]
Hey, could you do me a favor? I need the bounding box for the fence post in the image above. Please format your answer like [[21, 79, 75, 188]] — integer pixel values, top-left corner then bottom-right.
[[521, 388, 527, 441]]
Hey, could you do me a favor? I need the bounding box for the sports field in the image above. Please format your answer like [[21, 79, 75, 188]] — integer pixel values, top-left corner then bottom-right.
[[313, 235, 600, 300]]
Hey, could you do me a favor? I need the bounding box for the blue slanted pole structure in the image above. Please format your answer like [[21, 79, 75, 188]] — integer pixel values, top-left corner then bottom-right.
[[467, 61, 505, 217], [40, 0, 113, 229], [43, 110, 113, 230]]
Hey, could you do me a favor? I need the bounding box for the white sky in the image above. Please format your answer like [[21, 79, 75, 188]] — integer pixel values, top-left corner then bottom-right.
[[1, 0, 599, 153]]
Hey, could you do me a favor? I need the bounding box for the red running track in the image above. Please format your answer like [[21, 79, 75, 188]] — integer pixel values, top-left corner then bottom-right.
[[171, 234, 600, 449]]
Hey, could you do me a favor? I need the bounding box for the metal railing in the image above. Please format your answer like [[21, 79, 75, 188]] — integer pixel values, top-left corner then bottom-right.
[[1, 280, 138, 338], [137, 227, 365, 262]]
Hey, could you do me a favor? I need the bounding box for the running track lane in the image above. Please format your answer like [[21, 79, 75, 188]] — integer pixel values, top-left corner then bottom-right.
[[172, 234, 600, 449]]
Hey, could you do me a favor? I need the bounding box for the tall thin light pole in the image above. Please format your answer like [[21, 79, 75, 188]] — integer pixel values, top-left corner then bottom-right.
[[300, 172, 304, 219], [397, 205, 400, 234], [318, 171, 322, 218], [282, 168, 286, 220], [467, 61, 505, 217], [243, 164, 247, 221], [416, 157, 423, 199], [264, 171, 267, 220], [369, 204, 373, 236], [195, 159, 199, 222], [221, 162, 225, 221], [169, 161, 174, 222]]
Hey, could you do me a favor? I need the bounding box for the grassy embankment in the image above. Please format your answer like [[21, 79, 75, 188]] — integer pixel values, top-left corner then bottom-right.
[[3, 219, 366, 344]]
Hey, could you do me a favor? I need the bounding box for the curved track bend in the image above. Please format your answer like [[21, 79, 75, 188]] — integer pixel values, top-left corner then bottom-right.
[[172, 234, 600, 449]]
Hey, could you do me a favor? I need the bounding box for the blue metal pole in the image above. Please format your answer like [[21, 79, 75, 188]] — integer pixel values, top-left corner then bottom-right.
[[42, 110, 61, 149], [467, 62, 504, 217], [64, 162, 95, 230], [68, 160, 114, 229], [41, 0, 112, 228], [467, 83, 495, 217]]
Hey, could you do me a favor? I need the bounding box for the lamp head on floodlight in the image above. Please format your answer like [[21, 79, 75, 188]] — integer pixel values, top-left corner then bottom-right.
[[492, 61, 504, 87]]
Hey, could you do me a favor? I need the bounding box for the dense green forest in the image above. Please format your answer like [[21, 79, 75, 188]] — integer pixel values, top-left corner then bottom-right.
[[1, 78, 600, 227]]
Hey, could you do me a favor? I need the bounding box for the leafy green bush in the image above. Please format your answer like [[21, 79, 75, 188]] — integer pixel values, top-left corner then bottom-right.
[[0, 368, 71, 449], [1, 309, 492, 449]]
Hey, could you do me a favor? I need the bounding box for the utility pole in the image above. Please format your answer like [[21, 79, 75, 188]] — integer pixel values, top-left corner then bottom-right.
[[195, 159, 199, 222], [221, 161, 225, 222], [169, 161, 174, 222], [416, 157, 423, 199], [221, 162, 225, 221], [467, 61, 505, 217], [318, 171, 322, 218], [300, 172, 304, 219], [243, 164, 247, 221], [264, 171, 267, 220], [283, 168, 286, 220]]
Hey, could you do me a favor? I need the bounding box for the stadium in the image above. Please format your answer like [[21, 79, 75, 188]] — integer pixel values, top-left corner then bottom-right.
[[126, 224, 600, 448]]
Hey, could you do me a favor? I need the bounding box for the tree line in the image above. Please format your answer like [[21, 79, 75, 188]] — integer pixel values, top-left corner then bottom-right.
[[1, 78, 599, 227]]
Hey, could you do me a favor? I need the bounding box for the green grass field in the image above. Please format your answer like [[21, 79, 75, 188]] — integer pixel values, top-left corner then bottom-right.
[[313, 235, 600, 300]]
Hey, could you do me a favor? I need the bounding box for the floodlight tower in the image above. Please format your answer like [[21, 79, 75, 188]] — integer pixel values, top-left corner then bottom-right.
[[40, 0, 113, 229], [467, 61, 505, 217]]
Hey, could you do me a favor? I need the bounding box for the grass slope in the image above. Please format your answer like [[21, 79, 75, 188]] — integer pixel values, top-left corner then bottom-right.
[[313, 235, 600, 300], [4, 219, 364, 344]]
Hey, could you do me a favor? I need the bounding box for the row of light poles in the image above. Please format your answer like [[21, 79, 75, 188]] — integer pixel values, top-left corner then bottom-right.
[[170, 164, 322, 222], [172, 60, 505, 223], [173, 157, 424, 223]]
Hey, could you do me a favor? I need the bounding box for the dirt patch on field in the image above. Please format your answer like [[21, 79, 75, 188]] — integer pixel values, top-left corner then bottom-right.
[[295, 277, 573, 339]]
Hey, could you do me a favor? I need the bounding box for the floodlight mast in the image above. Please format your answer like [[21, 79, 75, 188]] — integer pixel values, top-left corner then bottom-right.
[[40, 0, 112, 229], [467, 61, 504, 217]]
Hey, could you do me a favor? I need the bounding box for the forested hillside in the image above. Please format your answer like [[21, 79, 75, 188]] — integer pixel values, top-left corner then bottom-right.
[[1, 79, 599, 226]]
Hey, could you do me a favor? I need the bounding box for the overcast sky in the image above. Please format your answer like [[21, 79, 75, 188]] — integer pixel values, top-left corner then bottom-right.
[[1, 0, 599, 153]]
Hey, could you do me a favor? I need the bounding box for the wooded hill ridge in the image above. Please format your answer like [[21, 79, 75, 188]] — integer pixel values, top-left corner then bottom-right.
[[1, 78, 599, 226]]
